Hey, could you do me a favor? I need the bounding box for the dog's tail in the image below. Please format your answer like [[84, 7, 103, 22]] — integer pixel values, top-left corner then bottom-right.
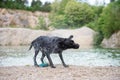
[[28, 41, 35, 51], [29, 44, 32, 50]]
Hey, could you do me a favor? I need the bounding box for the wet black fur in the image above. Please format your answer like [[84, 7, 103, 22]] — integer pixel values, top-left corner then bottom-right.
[[29, 35, 79, 68]]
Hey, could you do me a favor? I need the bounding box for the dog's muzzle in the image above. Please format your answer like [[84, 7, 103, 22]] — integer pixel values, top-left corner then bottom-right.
[[74, 44, 79, 49]]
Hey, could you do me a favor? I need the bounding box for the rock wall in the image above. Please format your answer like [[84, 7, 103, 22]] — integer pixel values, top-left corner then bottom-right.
[[0, 8, 49, 28], [101, 31, 120, 48], [0, 27, 96, 48]]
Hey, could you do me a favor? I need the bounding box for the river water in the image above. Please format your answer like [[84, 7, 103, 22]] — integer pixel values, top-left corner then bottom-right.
[[0, 46, 120, 67]]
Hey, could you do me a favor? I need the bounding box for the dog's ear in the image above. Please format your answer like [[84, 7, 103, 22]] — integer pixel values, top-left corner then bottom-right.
[[68, 35, 73, 40]]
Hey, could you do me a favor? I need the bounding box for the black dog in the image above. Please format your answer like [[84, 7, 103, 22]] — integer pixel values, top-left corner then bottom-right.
[[29, 35, 79, 68]]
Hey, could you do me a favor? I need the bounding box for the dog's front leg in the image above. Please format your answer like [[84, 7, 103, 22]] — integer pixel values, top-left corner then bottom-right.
[[46, 53, 56, 68], [59, 53, 69, 67]]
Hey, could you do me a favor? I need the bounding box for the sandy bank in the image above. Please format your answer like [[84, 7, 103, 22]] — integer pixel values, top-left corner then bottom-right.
[[0, 65, 120, 80], [0, 27, 96, 48]]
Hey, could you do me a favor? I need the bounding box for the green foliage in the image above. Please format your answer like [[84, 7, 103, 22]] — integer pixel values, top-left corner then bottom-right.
[[88, 0, 120, 45], [97, 1, 120, 38], [50, 0, 69, 14], [36, 16, 48, 30], [50, 0, 60, 14], [57, 0, 69, 14], [0, 0, 26, 10], [93, 31, 104, 46], [50, 14, 68, 29], [50, 0, 95, 28], [0, 0, 51, 12], [41, 2, 51, 12], [87, 6, 104, 31], [64, 0, 94, 27], [31, 0, 42, 11], [50, 0, 69, 28]]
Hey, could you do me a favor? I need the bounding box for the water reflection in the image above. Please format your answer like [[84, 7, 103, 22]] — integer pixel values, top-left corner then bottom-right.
[[0, 46, 120, 67]]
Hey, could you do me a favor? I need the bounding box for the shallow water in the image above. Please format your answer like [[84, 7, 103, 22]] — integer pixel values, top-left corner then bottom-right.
[[0, 46, 120, 67]]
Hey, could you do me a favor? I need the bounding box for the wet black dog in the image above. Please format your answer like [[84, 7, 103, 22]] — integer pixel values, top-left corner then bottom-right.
[[29, 35, 79, 68]]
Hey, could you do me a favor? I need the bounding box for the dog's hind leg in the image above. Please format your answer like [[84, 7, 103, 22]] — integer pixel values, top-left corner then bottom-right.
[[33, 49, 39, 67], [41, 52, 45, 63]]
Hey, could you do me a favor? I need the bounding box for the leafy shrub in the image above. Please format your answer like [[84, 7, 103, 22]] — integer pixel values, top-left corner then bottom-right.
[[64, 0, 94, 27], [93, 31, 104, 46], [50, 0, 95, 28], [98, 1, 120, 38], [50, 15, 69, 29], [36, 16, 48, 30]]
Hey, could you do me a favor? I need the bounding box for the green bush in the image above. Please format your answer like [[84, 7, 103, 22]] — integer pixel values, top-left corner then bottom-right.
[[36, 16, 48, 30], [50, 0, 95, 28], [0, 0, 51, 12], [64, 0, 94, 27], [89, 1, 120, 46], [50, 15, 69, 29], [98, 1, 120, 38], [87, 6, 104, 31], [93, 31, 104, 46]]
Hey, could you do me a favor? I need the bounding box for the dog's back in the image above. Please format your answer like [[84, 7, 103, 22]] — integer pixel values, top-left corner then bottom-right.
[[29, 36, 63, 52]]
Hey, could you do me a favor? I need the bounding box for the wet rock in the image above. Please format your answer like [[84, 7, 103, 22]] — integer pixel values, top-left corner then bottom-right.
[[101, 31, 120, 48]]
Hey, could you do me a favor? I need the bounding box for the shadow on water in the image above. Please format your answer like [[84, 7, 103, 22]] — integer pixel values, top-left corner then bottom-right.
[[0, 46, 120, 67]]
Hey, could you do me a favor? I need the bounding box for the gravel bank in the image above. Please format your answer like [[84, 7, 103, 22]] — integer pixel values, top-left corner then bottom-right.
[[0, 65, 120, 80]]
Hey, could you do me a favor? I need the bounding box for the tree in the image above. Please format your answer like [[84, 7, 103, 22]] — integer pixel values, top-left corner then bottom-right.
[[14, 0, 26, 9], [41, 2, 51, 12], [0, 0, 26, 10], [64, 0, 94, 27], [31, 0, 42, 11], [58, 0, 69, 14], [87, 5, 104, 31], [50, 0, 95, 28], [97, 0, 120, 38], [0, 0, 51, 12], [50, 0, 74, 28]]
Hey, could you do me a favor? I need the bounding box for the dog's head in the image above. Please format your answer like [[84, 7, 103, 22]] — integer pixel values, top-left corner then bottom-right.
[[58, 35, 79, 50]]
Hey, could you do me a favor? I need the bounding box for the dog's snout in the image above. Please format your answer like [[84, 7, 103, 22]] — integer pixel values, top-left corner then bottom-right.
[[75, 44, 79, 49]]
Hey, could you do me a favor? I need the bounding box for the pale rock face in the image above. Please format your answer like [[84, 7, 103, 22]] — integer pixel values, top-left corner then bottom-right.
[[0, 27, 96, 48], [0, 28, 49, 46], [101, 31, 120, 48], [0, 8, 50, 28]]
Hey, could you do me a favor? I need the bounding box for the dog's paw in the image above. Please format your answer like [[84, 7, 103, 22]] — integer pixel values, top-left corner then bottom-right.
[[34, 64, 39, 67], [64, 65, 69, 68], [51, 66, 56, 68]]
